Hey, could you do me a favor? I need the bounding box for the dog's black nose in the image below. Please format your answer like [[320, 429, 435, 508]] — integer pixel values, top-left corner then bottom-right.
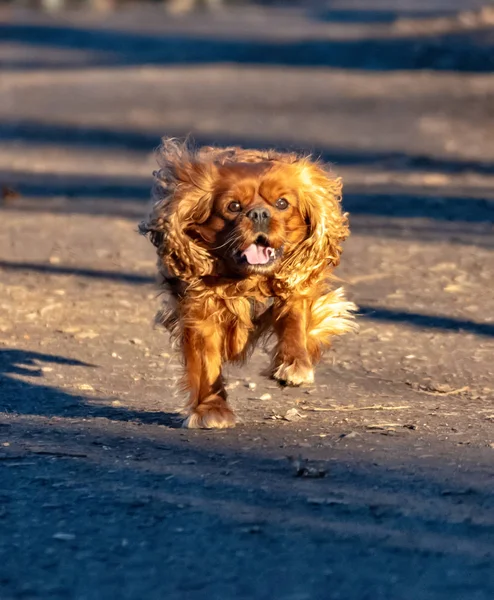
[[246, 207, 271, 232]]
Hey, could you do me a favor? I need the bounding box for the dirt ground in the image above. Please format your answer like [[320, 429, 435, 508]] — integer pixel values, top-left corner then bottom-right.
[[1, 2, 494, 599]]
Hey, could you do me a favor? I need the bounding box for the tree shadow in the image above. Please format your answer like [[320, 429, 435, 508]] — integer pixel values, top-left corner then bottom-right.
[[2, 163, 493, 249], [0, 348, 181, 426], [359, 305, 494, 338], [3, 121, 494, 175], [1, 407, 494, 599], [1, 20, 494, 72], [1, 264, 493, 338], [313, 8, 448, 24]]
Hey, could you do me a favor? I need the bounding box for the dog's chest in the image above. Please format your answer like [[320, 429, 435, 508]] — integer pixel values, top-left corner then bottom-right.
[[248, 296, 274, 320]]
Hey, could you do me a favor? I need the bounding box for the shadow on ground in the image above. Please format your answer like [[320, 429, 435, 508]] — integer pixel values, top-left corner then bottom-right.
[[2, 124, 494, 240], [1, 19, 494, 72], [0, 348, 180, 425], [4, 121, 494, 176], [1, 368, 493, 598], [2, 169, 493, 249], [1, 263, 493, 338]]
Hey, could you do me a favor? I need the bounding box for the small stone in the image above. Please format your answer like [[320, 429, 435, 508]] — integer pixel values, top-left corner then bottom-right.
[[247, 382, 257, 390], [289, 456, 327, 478], [338, 431, 359, 440], [75, 331, 99, 340], [283, 408, 305, 421], [129, 338, 143, 345], [259, 393, 272, 401], [111, 400, 122, 407], [57, 326, 81, 334], [307, 497, 327, 505], [76, 384, 94, 391], [241, 525, 262, 534], [52, 533, 75, 541], [39, 303, 63, 317], [48, 256, 61, 264]]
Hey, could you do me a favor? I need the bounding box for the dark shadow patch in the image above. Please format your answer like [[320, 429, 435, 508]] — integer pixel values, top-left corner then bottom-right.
[[0, 348, 181, 427], [0, 263, 492, 338], [1, 21, 494, 72], [0, 260, 155, 285], [360, 305, 494, 338], [313, 8, 454, 24], [3, 122, 494, 176]]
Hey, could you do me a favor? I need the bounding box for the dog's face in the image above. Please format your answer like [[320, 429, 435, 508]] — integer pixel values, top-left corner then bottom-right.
[[141, 140, 349, 285], [188, 162, 308, 275]]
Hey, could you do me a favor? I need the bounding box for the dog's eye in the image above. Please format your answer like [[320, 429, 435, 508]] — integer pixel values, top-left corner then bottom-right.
[[228, 201, 242, 213], [275, 197, 289, 210]]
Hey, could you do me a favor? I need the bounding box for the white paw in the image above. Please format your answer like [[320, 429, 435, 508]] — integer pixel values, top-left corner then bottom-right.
[[273, 360, 315, 386], [182, 405, 236, 429]]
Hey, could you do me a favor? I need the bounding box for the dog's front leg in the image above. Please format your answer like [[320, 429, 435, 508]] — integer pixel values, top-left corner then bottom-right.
[[272, 298, 314, 386], [181, 321, 236, 429]]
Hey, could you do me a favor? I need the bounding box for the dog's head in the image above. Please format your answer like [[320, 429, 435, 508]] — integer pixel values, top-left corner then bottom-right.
[[140, 139, 349, 288]]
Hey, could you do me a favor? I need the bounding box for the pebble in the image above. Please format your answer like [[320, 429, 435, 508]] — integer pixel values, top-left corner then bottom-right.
[[283, 408, 304, 421], [75, 331, 100, 340], [52, 533, 76, 541], [338, 431, 359, 440]]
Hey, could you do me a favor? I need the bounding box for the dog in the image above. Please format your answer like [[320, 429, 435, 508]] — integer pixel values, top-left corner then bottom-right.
[[139, 138, 357, 428]]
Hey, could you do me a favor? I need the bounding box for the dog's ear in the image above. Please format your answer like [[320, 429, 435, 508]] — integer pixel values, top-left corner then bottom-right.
[[277, 159, 349, 289], [139, 138, 218, 279]]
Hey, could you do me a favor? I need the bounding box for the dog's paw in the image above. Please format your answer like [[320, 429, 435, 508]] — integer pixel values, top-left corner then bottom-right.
[[273, 359, 314, 386], [183, 396, 236, 429]]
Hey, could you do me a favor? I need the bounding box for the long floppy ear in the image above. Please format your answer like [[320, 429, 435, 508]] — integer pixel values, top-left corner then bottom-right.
[[276, 158, 349, 290], [139, 138, 218, 279]]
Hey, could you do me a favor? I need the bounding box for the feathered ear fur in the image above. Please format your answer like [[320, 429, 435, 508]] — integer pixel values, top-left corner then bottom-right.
[[275, 158, 349, 291], [139, 138, 218, 279]]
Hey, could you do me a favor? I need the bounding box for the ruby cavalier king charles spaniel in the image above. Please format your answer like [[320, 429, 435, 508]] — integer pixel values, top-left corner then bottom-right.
[[140, 139, 357, 429]]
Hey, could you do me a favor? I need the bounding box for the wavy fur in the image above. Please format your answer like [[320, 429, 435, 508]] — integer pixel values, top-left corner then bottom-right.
[[140, 138, 357, 428]]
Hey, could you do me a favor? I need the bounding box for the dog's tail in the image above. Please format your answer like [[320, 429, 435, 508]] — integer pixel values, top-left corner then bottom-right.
[[306, 287, 358, 361]]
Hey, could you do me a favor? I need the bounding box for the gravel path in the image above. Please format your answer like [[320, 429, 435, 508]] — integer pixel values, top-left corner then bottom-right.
[[1, 3, 494, 599]]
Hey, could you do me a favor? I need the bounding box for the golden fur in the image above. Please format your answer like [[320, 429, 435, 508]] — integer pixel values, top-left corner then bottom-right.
[[140, 138, 357, 428]]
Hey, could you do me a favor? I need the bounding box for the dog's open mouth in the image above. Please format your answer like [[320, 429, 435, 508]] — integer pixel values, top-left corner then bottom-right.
[[241, 243, 276, 265], [237, 235, 278, 267]]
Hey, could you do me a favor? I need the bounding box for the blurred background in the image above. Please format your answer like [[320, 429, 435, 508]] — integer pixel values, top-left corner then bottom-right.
[[1, 0, 494, 241]]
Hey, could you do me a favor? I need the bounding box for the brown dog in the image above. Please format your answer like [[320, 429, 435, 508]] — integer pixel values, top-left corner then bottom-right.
[[140, 139, 357, 428]]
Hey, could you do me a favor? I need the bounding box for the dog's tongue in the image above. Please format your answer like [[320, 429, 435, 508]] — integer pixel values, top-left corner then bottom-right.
[[242, 244, 274, 265]]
